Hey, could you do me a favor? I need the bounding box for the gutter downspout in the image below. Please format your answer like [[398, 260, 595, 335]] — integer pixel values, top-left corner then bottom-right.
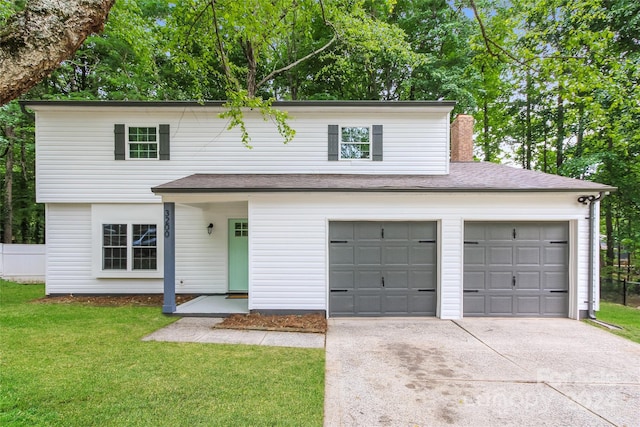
[[578, 192, 607, 319]]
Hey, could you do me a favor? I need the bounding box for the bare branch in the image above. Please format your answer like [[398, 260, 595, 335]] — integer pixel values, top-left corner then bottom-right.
[[257, 35, 337, 89], [468, 0, 530, 69]]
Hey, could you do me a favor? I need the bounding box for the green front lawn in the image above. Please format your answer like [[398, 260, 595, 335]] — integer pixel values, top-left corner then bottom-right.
[[0, 281, 324, 426], [591, 301, 640, 344]]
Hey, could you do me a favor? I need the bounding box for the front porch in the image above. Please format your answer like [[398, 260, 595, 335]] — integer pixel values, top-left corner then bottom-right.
[[174, 295, 249, 317]]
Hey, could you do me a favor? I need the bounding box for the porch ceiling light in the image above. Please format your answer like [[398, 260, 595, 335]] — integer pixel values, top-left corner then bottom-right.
[[207, 223, 214, 235]]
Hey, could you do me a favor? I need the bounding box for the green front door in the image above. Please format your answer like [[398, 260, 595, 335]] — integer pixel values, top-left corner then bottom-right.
[[228, 219, 249, 292]]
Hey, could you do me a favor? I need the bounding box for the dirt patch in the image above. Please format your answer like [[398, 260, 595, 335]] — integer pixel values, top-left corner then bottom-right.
[[215, 313, 327, 334], [32, 294, 196, 307]]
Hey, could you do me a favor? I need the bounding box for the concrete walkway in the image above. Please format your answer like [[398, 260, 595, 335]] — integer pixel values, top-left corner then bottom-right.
[[142, 317, 325, 348], [324, 318, 640, 427]]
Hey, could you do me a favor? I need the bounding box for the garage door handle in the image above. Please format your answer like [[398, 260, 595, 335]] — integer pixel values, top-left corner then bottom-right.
[[464, 241, 479, 244], [549, 290, 568, 293], [419, 240, 436, 243], [463, 290, 479, 293], [330, 240, 348, 244], [417, 289, 435, 292], [330, 289, 349, 293], [550, 241, 568, 244]]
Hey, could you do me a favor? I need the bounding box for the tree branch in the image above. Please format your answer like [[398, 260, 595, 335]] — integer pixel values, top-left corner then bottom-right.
[[257, 34, 337, 89], [468, 0, 529, 69], [0, 0, 116, 105]]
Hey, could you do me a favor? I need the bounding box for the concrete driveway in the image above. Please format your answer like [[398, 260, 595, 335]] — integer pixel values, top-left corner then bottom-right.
[[324, 318, 640, 426]]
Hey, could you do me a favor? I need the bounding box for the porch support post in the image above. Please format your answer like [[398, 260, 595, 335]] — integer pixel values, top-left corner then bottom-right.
[[162, 202, 176, 314]]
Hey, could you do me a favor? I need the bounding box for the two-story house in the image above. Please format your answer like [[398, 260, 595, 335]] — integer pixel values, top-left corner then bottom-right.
[[23, 100, 614, 319]]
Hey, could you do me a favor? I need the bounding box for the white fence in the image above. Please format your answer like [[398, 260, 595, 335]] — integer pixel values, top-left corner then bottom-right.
[[0, 244, 46, 283]]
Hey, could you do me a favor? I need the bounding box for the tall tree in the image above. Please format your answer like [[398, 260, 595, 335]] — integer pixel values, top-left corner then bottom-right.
[[0, 0, 116, 105]]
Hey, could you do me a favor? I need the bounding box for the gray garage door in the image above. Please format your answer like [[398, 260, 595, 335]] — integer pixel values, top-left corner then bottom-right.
[[329, 221, 437, 316], [464, 222, 569, 317]]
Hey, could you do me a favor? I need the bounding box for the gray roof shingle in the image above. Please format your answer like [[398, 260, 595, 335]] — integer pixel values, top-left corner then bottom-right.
[[152, 162, 615, 194]]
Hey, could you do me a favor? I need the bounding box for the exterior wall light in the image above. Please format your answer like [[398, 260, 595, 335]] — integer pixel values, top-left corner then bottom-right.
[[207, 223, 214, 235]]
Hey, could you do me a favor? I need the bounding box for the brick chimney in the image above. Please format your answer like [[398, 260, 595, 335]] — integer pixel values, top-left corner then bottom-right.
[[450, 115, 474, 162]]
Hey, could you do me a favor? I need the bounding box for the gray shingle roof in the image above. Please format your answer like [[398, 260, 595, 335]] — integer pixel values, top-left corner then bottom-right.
[[151, 162, 615, 194]]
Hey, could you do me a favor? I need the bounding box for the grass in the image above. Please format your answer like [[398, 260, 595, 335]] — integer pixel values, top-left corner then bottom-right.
[[590, 301, 640, 344], [0, 280, 324, 426]]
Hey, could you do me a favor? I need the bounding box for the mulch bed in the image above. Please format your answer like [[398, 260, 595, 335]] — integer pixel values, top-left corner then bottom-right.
[[215, 313, 327, 334], [32, 294, 196, 306], [31, 295, 327, 333]]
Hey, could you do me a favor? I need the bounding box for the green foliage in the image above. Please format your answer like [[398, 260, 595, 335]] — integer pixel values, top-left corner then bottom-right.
[[0, 281, 325, 426]]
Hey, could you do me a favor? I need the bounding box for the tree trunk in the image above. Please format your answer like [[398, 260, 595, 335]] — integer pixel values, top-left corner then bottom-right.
[[556, 91, 565, 171], [0, 0, 115, 106], [3, 135, 14, 244], [525, 73, 532, 170], [243, 39, 257, 97]]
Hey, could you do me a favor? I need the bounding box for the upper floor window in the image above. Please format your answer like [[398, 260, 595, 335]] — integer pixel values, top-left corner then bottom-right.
[[114, 124, 170, 161], [341, 126, 370, 159], [328, 124, 383, 161], [128, 127, 157, 159]]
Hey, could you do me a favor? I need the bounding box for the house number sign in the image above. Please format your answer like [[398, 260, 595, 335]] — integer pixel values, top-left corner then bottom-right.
[[164, 208, 171, 238]]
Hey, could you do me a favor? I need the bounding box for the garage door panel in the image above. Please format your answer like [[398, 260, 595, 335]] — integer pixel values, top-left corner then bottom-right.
[[516, 224, 542, 241], [384, 245, 409, 265], [355, 270, 382, 290], [464, 271, 485, 290], [384, 270, 409, 289], [330, 270, 355, 289], [488, 247, 513, 266], [488, 271, 513, 289], [543, 271, 568, 290], [356, 223, 382, 240], [356, 294, 382, 314], [330, 222, 355, 240], [410, 222, 437, 240], [385, 294, 410, 313], [515, 246, 541, 266], [543, 246, 567, 265], [330, 292, 355, 316], [515, 295, 541, 315], [384, 223, 410, 240], [517, 271, 541, 290], [543, 294, 568, 315], [357, 246, 382, 265], [409, 293, 436, 315], [411, 270, 436, 289], [488, 224, 516, 241], [488, 296, 513, 315], [464, 222, 569, 317], [543, 223, 569, 240], [330, 245, 354, 264], [464, 246, 486, 265], [411, 244, 435, 265], [463, 294, 486, 316]]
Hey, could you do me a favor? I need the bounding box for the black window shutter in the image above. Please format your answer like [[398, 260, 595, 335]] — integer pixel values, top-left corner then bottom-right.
[[372, 125, 383, 161], [159, 124, 170, 160], [114, 124, 125, 160], [328, 125, 339, 161]]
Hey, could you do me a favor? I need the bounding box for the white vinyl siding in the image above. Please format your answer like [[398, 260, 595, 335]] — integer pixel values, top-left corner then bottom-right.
[[34, 106, 451, 203], [247, 192, 591, 319], [45, 202, 246, 295]]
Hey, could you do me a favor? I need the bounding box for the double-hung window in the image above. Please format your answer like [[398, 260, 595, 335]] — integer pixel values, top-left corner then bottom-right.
[[114, 124, 170, 160], [328, 124, 383, 161], [128, 127, 157, 159], [340, 126, 370, 159], [102, 223, 157, 271]]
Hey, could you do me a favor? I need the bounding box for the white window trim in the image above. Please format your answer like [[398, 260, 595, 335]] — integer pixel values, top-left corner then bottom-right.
[[92, 204, 164, 278], [126, 125, 160, 161], [339, 125, 372, 161]]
